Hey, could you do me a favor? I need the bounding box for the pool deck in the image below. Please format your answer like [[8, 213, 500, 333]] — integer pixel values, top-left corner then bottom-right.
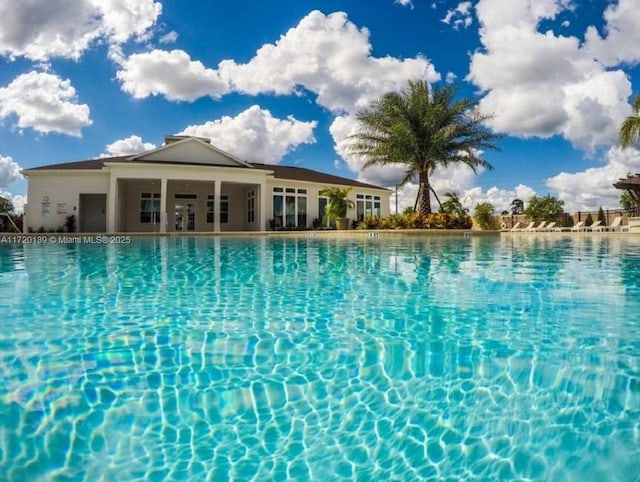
[[1, 229, 639, 241]]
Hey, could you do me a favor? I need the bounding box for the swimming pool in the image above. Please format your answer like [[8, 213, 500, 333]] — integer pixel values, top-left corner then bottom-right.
[[1, 235, 639, 480]]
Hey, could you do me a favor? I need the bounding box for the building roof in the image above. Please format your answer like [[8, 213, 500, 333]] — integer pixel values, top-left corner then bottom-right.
[[24, 155, 388, 191]]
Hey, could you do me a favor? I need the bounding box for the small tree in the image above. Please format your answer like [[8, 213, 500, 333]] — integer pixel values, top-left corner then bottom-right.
[[510, 198, 524, 215], [318, 187, 355, 228], [0, 197, 14, 214], [402, 206, 415, 215], [584, 213, 593, 227], [524, 194, 564, 222], [620, 191, 635, 213], [441, 192, 469, 218], [474, 202, 495, 229], [597, 207, 606, 227]]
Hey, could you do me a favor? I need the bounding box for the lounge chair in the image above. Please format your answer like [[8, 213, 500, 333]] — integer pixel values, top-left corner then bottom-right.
[[586, 220, 602, 231], [518, 221, 536, 232], [542, 221, 556, 231], [606, 216, 627, 232], [510, 222, 522, 232], [570, 221, 585, 232], [528, 221, 546, 231]]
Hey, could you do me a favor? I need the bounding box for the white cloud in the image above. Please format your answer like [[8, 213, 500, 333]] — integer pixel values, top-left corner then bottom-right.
[[159, 30, 178, 44], [0, 155, 23, 188], [0, 71, 92, 136], [179, 105, 317, 164], [584, 0, 640, 67], [391, 179, 538, 215], [395, 0, 414, 9], [462, 184, 537, 212], [101, 135, 156, 157], [445, 72, 458, 84], [217, 11, 438, 114], [0, 0, 161, 61], [468, 0, 633, 151], [0, 191, 26, 213], [442, 1, 474, 30], [113, 10, 439, 187], [117, 11, 438, 114], [546, 146, 640, 211], [116, 49, 228, 101]]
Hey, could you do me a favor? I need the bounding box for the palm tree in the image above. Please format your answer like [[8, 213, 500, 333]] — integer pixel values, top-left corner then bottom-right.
[[349, 80, 500, 215], [440, 192, 469, 218], [620, 95, 640, 148]]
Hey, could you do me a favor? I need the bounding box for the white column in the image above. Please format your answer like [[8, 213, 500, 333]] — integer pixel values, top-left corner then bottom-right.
[[107, 174, 118, 233], [259, 180, 268, 231], [160, 177, 168, 233], [214, 180, 221, 233]]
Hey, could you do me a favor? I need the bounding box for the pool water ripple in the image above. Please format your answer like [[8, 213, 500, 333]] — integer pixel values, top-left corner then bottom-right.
[[1, 235, 639, 480]]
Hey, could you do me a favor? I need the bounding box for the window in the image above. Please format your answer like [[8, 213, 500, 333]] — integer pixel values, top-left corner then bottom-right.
[[206, 195, 229, 224], [273, 187, 307, 228], [247, 191, 255, 223], [140, 192, 161, 223], [356, 194, 381, 221], [318, 197, 328, 224]]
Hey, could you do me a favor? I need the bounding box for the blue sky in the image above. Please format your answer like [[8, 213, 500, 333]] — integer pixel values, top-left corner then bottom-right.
[[1, 0, 639, 213]]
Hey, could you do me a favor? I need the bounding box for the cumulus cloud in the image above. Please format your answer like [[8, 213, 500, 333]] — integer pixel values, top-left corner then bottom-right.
[[116, 49, 228, 101], [0, 71, 92, 136], [584, 0, 640, 67], [468, 0, 633, 152], [0, 155, 23, 188], [441, 2, 474, 30], [101, 135, 156, 157], [547, 146, 640, 211], [179, 105, 317, 164], [0, 155, 24, 214], [116, 11, 438, 114], [113, 10, 439, 186], [0, 0, 161, 61], [217, 11, 438, 113]]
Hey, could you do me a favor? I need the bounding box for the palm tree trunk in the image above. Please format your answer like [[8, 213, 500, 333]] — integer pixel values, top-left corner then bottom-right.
[[418, 171, 432, 215]]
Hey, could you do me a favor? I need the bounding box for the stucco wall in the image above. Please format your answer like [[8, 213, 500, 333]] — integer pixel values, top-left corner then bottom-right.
[[24, 163, 390, 233], [25, 171, 109, 232]]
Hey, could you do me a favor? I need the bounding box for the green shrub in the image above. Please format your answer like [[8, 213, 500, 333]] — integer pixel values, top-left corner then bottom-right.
[[474, 202, 495, 229]]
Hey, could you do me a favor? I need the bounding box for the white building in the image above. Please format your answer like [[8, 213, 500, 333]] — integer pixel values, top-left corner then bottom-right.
[[22, 136, 390, 233]]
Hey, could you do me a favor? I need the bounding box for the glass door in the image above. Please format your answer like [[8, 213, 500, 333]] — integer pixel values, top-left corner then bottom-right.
[[174, 203, 195, 231]]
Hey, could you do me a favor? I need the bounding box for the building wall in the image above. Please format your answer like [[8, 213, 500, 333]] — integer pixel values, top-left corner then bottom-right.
[[25, 171, 109, 232], [25, 164, 391, 232], [264, 179, 390, 227]]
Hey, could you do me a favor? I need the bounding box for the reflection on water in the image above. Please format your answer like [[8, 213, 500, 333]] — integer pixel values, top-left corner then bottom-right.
[[1, 235, 639, 481]]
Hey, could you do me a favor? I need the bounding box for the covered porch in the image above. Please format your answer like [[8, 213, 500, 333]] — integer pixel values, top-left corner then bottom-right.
[[105, 163, 270, 233]]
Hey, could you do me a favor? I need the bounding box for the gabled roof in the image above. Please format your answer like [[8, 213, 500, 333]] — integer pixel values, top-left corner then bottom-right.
[[22, 137, 389, 191], [24, 156, 130, 171], [128, 136, 253, 168]]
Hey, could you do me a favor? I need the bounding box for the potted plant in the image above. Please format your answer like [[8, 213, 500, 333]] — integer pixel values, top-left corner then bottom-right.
[[319, 187, 355, 230]]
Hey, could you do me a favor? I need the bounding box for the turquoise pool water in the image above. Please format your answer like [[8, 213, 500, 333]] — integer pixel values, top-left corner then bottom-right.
[[1, 235, 639, 481]]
